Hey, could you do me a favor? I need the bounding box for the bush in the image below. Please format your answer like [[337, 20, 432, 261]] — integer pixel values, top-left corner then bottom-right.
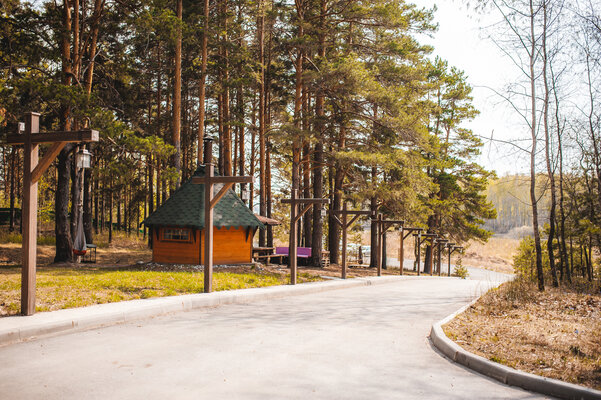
[[453, 257, 469, 279], [0, 232, 22, 244]]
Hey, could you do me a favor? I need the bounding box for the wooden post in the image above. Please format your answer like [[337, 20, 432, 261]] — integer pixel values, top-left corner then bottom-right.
[[6, 112, 100, 315], [331, 206, 370, 279], [436, 239, 448, 276], [447, 245, 463, 277], [21, 112, 39, 316], [289, 189, 298, 285], [341, 203, 348, 279], [399, 227, 404, 275], [415, 232, 421, 276], [401, 227, 421, 276], [192, 136, 253, 293], [447, 244, 453, 277], [376, 219, 404, 274], [376, 213, 382, 277], [204, 162, 214, 293], [428, 237, 434, 276], [282, 194, 328, 285]]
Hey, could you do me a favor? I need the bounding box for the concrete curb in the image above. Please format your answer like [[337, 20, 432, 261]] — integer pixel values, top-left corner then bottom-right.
[[0, 275, 413, 347], [430, 300, 601, 400]]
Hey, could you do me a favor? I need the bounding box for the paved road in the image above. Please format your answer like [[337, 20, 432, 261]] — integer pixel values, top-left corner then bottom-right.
[[0, 271, 550, 399]]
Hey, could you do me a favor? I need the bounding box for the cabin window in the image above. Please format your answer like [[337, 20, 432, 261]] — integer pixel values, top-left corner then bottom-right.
[[162, 228, 191, 242]]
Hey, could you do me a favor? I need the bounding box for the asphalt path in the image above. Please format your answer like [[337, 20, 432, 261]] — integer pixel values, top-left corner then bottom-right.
[[0, 269, 552, 399]]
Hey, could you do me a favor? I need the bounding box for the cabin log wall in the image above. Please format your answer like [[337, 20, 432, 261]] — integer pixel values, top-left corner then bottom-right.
[[152, 226, 252, 264]]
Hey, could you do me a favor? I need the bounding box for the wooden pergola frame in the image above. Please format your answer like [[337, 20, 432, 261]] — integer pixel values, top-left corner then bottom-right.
[[433, 238, 449, 276], [282, 190, 329, 285], [6, 112, 99, 315], [413, 232, 437, 276], [445, 243, 464, 277], [374, 215, 404, 275], [401, 227, 422, 275], [330, 203, 371, 279], [190, 136, 252, 293]]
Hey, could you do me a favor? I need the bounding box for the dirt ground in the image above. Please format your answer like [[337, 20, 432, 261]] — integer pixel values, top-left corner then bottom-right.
[[0, 238, 152, 268], [444, 279, 601, 390]]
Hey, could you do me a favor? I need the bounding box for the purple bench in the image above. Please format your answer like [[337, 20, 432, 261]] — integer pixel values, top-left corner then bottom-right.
[[275, 247, 312, 258]]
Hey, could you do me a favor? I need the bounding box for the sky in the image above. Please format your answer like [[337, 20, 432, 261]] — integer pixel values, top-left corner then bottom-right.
[[411, 0, 531, 176]]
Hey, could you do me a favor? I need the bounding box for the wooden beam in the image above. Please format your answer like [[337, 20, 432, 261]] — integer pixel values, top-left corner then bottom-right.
[[403, 227, 422, 240], [293, 203, 313, 224], [341, 204, 348, 279], [21, 112, 39, 315], [209, 182, 234, 209], [204, 164, 214, 293], [330, 214, 343, 227], [31, 142, 67, 184], [348, 214, 363, 226], [289, 190, 299, 285], [6, 129, 99, 145]]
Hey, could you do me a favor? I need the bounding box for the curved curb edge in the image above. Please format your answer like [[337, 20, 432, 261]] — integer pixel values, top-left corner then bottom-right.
[[430, 300, 601, 400], [0, 275, 415, 347]]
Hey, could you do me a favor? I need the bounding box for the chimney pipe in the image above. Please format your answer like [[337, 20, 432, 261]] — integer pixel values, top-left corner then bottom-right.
[[203, 135, 214, 165]]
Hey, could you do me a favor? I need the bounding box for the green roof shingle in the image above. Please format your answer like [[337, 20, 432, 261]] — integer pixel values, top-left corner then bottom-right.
[[143, 166, 263, 229]]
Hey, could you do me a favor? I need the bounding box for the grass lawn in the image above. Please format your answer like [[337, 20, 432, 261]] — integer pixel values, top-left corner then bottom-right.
[[444, 278, 601, 391], [0, 265, 321, 316]]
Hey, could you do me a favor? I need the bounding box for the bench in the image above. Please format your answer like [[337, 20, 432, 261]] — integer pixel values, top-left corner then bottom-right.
[[275, 247, 312, 258]]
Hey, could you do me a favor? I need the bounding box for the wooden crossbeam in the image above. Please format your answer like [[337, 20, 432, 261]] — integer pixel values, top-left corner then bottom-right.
[[293, 203, 313, 224], [31, 142, 67, 183], [331, 214, 343, 227], [348, 213, 363, 226], [6, 129, 99, 145], [403, 227, 422, 240]]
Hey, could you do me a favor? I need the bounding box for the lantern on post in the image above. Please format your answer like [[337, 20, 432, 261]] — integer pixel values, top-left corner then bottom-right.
[[76, 148, 92, 169]]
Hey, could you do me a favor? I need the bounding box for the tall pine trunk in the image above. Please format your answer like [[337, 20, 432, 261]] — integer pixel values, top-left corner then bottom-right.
[[55, 0, 74, 263], [257, 0, 267, 246], [310, 0, 327, 267], [172, 0, 182, 187]]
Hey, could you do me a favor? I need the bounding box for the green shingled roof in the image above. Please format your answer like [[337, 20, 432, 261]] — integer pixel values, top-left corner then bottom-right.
[[143, 166, 263, 229]]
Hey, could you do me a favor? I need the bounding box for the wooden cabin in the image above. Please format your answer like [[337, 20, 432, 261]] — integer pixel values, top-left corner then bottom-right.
[[144, 166, 263, 265]]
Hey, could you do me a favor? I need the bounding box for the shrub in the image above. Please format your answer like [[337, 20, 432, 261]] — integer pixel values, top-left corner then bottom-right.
[[453, 257, 469, 279]]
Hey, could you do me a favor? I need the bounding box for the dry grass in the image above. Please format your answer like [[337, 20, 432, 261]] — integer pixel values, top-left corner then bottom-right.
[[444, 279, 601, 390], [355, 232, 518, 274], [0, 264, 321, 316], [461, 237, 519, 274]]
